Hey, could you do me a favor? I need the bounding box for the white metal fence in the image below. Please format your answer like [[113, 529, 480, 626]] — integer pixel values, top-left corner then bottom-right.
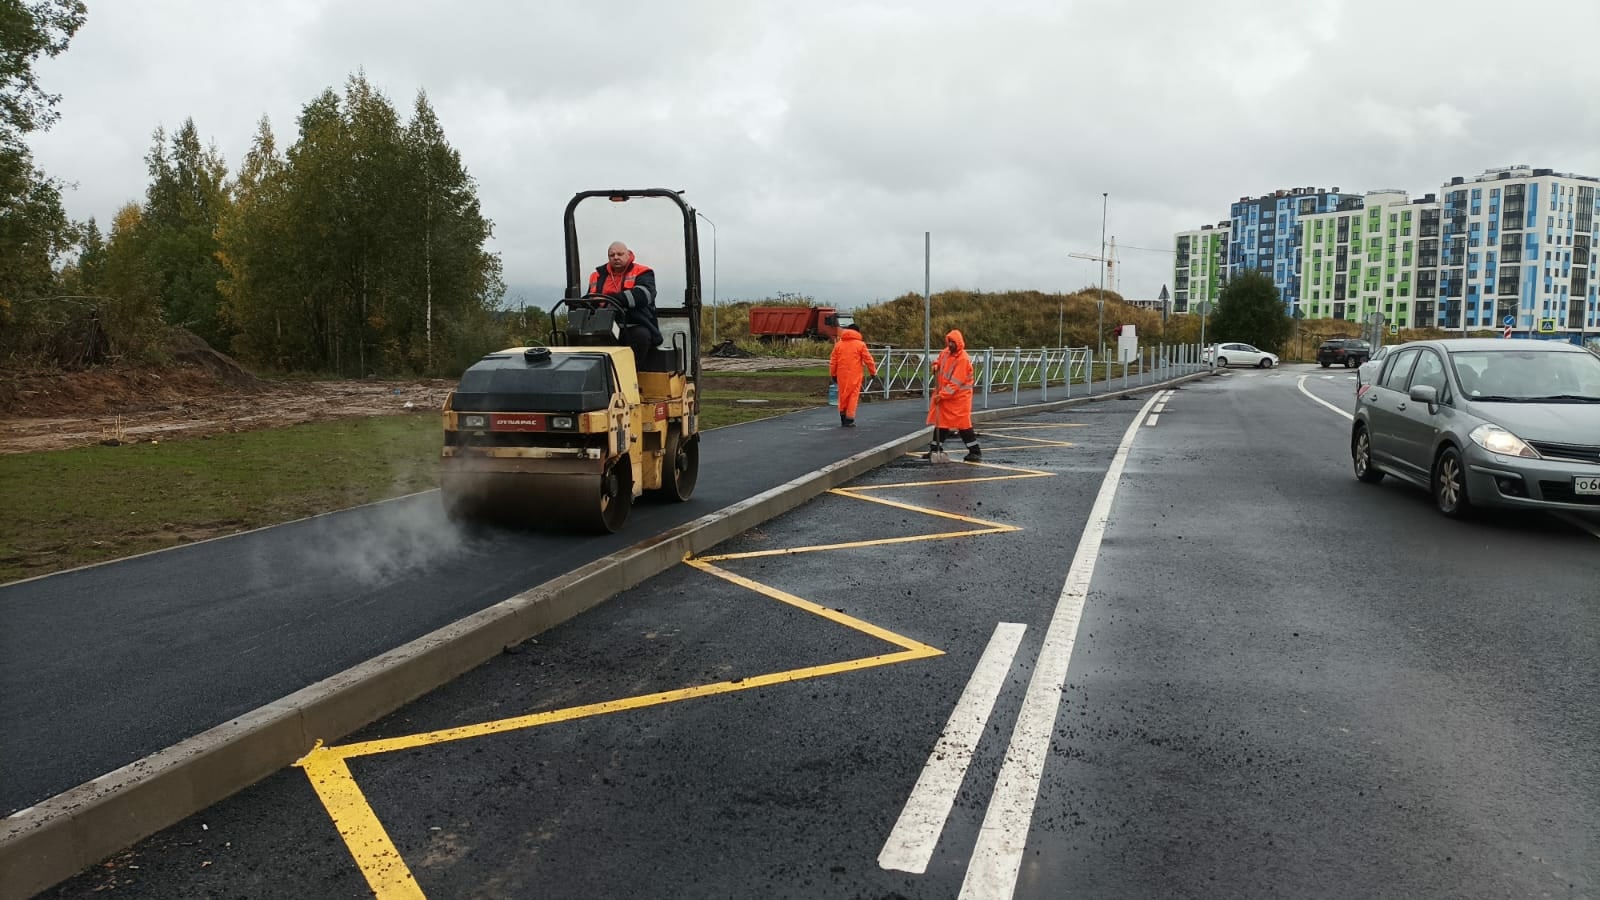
[[863, 343, 1212, 408]]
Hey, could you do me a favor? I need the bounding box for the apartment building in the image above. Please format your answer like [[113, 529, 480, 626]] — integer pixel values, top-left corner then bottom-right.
[[1299, 191, 1440, 328], [1228, 186, 1363, 313], [1431, 165, 1599, 334], [1172, 223, 1229, 314], [1175, 164, 1600, 339]]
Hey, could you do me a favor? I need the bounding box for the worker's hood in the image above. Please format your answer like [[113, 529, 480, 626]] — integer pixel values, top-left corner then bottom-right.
[[840, 328, 863, 343], [945, 329, 966, 353]]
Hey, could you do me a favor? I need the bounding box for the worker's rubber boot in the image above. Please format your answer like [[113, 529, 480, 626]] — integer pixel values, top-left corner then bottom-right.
[[963, 445, 982, 462]]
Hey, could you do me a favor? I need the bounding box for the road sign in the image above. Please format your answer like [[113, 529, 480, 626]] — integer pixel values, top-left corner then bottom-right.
[[1503, 315, 1515, 327], [1538, 318, 1557, 334], [1389, 324, 1399, 336], [1503, 325, 1513, 339]]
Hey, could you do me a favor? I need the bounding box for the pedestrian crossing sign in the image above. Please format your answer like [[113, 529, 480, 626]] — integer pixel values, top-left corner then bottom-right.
[[1538, 318, 1557, 334]]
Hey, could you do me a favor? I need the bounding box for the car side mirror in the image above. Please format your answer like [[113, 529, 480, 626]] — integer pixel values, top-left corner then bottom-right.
[[1408, 384, 1438, 407]]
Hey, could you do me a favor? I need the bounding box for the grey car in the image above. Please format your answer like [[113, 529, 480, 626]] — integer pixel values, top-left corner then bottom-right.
[[1351, 338, 1600, 517]]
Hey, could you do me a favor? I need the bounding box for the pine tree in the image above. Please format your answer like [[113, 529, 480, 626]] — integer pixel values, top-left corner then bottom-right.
[[138, 119, 232, 348]]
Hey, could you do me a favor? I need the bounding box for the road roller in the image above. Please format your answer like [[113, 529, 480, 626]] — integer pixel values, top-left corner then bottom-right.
[[438, 189, 703, 532]]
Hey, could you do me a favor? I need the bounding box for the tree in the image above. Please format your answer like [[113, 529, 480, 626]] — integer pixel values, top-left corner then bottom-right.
[[1207, 271, 1291, 353], [138, 119, 232, 347], [0, 0, 85, 305], [216, 75, 506, 375], [99, 202, 163, 358], [0, 0, 85, 140]]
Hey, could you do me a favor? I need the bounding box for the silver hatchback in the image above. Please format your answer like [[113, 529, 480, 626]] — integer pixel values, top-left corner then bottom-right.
[[1351, 338, 1600, 517]]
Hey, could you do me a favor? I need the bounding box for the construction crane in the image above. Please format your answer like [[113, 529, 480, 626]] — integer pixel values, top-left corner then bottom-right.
[[1069, 235, 1119, 295]]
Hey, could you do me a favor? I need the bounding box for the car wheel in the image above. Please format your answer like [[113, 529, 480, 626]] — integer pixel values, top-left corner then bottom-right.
[[1352, 426, 1385, 484], [1320, 361, 1330, 368], [1433, 446, 1472, 518], [1217, 357, 1228, 367]]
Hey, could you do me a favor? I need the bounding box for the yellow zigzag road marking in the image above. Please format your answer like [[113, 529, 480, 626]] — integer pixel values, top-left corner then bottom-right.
[[296, 430, 1068, 898]]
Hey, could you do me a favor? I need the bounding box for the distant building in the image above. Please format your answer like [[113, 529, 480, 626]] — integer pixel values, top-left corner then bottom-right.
[[1298, 190, 1438, 328], [1432, 165, 1598, 334], [1174, 165, 1600, 339], [1173, 223, 1230, 314], [1229, 186, 1363, 314]]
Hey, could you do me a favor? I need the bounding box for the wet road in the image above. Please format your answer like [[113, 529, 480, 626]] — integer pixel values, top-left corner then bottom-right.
[[48, 367, 1599, 898]]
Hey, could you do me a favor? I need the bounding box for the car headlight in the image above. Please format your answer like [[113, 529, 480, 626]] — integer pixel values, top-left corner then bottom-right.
[[1468, 424, 1540, 458], [462, 414, 487, 429], [550, 415, 575, 430]]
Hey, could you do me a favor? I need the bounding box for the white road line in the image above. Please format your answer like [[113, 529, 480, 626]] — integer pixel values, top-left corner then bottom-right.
[[1296, 374, 1353, 421], [958, 391, 1161, 900], [1145, 414, 1160, 427], [1152, 404, 1166, 414], [879, 622, 1027, 874]]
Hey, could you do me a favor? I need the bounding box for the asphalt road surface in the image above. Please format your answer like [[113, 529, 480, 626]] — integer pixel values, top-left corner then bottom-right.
[[1, 372, 1148, 818], [46, 366, 1598, 898]]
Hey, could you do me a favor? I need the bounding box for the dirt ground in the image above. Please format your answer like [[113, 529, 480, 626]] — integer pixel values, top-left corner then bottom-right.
[[0, 354, 826, 454]]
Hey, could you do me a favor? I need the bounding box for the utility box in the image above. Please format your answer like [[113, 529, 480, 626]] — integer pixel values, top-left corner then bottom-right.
[[1116, 323, 1138, 363]]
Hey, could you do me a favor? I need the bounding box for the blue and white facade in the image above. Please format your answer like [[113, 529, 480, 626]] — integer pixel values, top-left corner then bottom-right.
[[1228, 186, 1362, 314], [1430, 166, 1599, 336]]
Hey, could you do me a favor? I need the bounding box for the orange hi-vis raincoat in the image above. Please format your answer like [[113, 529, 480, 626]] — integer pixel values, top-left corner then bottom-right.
[[927, 329, 975, 430], [828, 329, 879, 418]]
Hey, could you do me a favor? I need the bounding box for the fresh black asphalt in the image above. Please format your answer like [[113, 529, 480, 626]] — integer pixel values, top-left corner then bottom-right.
[[0, 372, 1155, 817], [46, 366, 1598, 898]]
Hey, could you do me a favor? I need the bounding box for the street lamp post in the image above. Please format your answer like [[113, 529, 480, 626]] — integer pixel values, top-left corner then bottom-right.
[[924, 231, 931, 401], [1098, 192, 1108, 360], [696, 211, 717, 344]]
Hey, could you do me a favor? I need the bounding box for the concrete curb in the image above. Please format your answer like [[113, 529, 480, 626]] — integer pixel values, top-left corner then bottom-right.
[[0, 370, 1204, 900]]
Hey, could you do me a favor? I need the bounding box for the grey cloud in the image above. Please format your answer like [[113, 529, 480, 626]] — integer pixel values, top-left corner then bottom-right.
[[25, 0, 1600, 314]]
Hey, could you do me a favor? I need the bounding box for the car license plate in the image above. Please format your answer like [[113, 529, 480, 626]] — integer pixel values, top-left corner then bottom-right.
[[1576, 476, 1600, 496]]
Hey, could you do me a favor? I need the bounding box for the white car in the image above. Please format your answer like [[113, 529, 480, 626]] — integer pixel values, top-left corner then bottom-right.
[[1356, 343, 1399, 394], [1206, 342, 1278, 369]]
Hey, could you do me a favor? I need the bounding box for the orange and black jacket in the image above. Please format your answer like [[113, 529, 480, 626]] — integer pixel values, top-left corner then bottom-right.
[[588, 263, 661, 344]]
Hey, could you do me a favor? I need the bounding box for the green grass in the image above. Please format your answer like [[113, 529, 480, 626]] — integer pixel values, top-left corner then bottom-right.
[[0, 392, 826, 583], [0, 415, 444, 583]]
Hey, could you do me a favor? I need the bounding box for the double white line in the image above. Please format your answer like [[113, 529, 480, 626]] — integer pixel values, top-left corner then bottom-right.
[[877, 391, 1164, 897]]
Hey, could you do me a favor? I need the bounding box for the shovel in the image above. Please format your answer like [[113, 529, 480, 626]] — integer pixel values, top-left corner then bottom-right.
[[927, 426, 950, 464]]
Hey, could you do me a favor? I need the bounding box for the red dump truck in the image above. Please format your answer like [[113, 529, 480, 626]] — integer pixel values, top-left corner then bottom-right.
[[748, 306, 849, 342]]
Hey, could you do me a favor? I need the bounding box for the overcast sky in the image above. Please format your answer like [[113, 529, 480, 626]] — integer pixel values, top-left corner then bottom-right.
[[26, 0, 1600, 311]]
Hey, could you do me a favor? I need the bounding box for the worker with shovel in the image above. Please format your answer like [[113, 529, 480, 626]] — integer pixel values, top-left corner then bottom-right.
[[925, 329, 981, 462]]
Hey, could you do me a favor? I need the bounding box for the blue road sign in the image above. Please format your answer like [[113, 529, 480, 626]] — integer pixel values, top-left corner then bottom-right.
[[1503, 315, 1515, 327]]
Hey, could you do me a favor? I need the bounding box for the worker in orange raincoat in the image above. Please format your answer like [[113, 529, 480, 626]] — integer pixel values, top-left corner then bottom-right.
[[828, 324, 878, 427], [926, 328, 981, 461]]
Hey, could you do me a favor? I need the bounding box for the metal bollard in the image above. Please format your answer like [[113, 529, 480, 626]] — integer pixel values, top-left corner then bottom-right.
[[1013, 346, 1021, 405], [983, 349, 992, 409]]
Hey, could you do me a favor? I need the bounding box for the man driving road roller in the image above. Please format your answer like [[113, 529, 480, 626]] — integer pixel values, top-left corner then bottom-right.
[[586, 241, 662, 359]]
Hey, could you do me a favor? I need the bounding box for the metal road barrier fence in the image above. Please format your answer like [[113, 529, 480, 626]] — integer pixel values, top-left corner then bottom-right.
[[865, 343, 1213, 408]]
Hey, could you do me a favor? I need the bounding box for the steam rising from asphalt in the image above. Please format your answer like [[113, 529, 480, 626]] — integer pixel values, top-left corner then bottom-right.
[[298, 492, 470, 587]]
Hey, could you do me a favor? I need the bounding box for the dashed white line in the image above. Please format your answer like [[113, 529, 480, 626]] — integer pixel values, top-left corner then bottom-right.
[[958, 391, 1162, 899], [1146, 414, 1160, 427], [878, 622, 1027, 874]]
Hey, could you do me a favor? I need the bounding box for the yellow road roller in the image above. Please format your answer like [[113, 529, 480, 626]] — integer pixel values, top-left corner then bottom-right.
[[439, 189, 703, 532]]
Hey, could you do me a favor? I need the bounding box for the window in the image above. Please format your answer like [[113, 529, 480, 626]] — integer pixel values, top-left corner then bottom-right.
[[1382, 349, 1421, 389], [1409, 350, 1448, 396]]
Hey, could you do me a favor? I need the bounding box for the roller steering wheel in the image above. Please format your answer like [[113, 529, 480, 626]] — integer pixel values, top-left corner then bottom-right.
[[578, 293, 627, 314]]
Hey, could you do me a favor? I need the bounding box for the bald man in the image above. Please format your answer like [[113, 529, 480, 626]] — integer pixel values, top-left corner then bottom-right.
[[587, 241, 662, 359]]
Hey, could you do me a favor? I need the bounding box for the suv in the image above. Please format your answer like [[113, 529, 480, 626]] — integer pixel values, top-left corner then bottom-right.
[[1318, 339, 1371, 368]]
